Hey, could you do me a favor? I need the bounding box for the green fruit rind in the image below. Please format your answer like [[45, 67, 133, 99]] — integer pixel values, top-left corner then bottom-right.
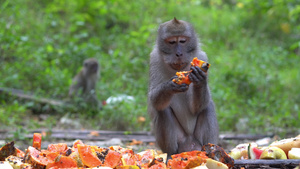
[[248, 143, 254, 159], [260, 147, 287, 160]]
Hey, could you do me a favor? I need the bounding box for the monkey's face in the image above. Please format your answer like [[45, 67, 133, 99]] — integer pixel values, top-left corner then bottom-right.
[[83, 59, 99, 76], [157, 18, 198, 71], [159, 35, 197, 71]]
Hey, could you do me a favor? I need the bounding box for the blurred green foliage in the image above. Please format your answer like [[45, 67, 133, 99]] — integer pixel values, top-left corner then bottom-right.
[[0, 0, 299, 136]]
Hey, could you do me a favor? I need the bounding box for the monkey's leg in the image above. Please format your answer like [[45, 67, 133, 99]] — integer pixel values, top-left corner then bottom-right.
[[194, 101, 219, 146], [154, 108, 185, 159]]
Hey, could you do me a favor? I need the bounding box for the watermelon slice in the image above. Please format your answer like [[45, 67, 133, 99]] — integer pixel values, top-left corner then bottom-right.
[[248, 143, 264, 159]]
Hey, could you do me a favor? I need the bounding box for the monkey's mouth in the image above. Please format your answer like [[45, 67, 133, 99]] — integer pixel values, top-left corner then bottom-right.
[[91, 65, 98, 73], [170, 63, 188, 71]]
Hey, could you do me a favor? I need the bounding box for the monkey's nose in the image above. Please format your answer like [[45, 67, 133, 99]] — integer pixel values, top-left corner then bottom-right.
[[176, 52, 183, 57]]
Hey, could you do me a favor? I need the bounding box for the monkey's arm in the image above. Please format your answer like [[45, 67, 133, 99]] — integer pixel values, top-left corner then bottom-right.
[[149, 78, 189, 111], [68, 76, 83, 97], [188, 66, 211, 114]]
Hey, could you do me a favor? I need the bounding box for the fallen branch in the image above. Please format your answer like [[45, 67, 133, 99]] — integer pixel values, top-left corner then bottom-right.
[[0, 87, 73, 108], [219, 133, 274, 140], [0, 129, 155, 143], [234, 159, 300, 169]]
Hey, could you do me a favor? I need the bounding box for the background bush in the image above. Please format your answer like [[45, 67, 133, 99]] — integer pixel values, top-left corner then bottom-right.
[[0, 0, 299, 137]]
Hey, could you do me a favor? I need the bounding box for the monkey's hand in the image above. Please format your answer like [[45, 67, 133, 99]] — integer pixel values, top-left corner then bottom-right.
[[150, 76, 189, 111], [189, 66, 207, 86], [168, 76, 189, 93]]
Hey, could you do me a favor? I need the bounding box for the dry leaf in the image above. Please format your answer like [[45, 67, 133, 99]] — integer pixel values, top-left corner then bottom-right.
[[130, 139, 143, 145], [137, 116, 146, 123], [89, 131, 100, 137]]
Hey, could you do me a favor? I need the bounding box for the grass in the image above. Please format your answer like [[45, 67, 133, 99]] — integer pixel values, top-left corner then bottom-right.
[[0, 0, 299, 139]]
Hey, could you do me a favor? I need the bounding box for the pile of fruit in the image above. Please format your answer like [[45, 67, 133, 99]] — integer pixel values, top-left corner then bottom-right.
[[229, 135, 300, 160], [2, 133, 299, 169], [0, 133, 233, 169]]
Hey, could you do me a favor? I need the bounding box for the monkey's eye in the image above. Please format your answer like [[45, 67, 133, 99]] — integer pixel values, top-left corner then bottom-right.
[[166, 37, 177, 45], [179, 37, 187, 44], [168, 40, 176, 45], [179, 40, 186, 43]]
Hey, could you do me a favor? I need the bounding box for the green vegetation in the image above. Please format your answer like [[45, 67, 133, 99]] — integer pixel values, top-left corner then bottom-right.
[[0, 0, 299, 137]]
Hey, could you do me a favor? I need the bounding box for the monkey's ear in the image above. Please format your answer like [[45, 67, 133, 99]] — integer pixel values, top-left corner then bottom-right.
[[173, 17, 180, 24]]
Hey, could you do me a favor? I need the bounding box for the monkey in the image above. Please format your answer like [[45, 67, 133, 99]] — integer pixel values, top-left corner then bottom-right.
[[147, 18, 219, 158], [68, 58, 101, 109]]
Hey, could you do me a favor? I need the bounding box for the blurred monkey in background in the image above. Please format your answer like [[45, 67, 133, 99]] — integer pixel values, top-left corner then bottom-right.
[[69, 58, 102, 109]]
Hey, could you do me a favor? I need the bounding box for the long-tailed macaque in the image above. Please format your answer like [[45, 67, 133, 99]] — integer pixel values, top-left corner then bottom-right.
[[148, 18, 219, 158], [69, 58, 101, 109]]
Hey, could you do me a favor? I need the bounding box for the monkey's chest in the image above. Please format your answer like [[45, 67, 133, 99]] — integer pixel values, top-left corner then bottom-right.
[[170, 94, 198, 135]]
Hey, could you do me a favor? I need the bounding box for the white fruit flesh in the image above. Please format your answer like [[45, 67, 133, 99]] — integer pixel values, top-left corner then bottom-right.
[[288, 148, 300, 159]]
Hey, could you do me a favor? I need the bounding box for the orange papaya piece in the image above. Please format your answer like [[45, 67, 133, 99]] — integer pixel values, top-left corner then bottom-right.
[[46, 155, 77, 169], [110, 146, 135, 166], [167, 151, 208, 169], [47, 167, 58, 169], [172, 71, 192, 85], [69, 151, 84, 167], [121, 154, 136, 166], [32, 133, 42, 150], [72, 140, 84, 152], [103, 150, 122, 168], [149, 158, 167, 169], [46, 152, 60, 161], [92, 147, 122, 168], [109, 146, 134, 156], [47, 143, 68, 155], [116, 166, 140, 169], [149, 162, 167, 169], [134, 149, 155, 168], [24, 146, 51, 169], [191, 57, 210, 72], [77, 144, 102, 168], [16, 147, 25, 158]]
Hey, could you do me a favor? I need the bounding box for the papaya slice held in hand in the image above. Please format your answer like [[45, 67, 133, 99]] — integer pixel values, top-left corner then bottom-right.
[[191, 57, 210, 72], [172, 57, 210, 85], [172, 71, 192, 85]]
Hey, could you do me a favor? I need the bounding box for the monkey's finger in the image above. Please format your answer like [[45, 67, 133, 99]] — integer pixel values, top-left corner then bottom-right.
[[170, 76, 179, 81], [170, 81, 181, 87], [179, 84, 189, 92], [188, 73, 195, 81], [191, 67, 206, 80], [189, 73, 204, 84], [172, 83, 188, 92], [190, 68, 205, 81]]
